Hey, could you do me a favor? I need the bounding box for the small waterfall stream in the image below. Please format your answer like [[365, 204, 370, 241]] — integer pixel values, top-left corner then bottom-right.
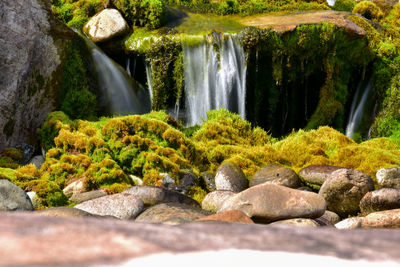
[[182, 34, 246, 126], [80, 33, 151, 116], [345, 79, 375, 139]]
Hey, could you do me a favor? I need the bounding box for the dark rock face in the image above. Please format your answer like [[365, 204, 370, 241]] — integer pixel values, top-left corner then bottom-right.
[[0, 180, 33, 211], [0, 0, 89, 149], [1, 212, 400, 266]]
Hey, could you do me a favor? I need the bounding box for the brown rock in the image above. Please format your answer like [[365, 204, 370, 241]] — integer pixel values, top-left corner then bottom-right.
[[201, 190, 236, 212], [196, 210, 254, 224], [123, 185, 200, 207], [35, 207, 103, 218], [299, 165, 343, 186], [318, 210, 341, 225], [335, 217, 363, 229], [362, 209, 400, 228], [319, 168, 374, 217], [250, 164, 301, 188], [135, 202, 211, 223], [360, 188, 400, 215], [218, 184, 326, 223]]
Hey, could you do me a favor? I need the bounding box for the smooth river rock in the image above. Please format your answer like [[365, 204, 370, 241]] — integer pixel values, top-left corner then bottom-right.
[[362, 209, 400, 228], [319, 168, 374, 217], [83, 8, 129, 43], [135, 202, 211, 223], [75, 193, 144, 219], [299, 165, 343, 186], [218, 184, 326, 223], [215, 162, 248, 192], [201, 190, 236, 212], [360, 188, 400, 215], [196, 210, 254, 224], [69, 189, 108, 204], [35, 206, 102, 218], [0, 179, 33, 211], [123, 185, 200, 207], [2, 212, 400, 266], [63, 179, 85, 198], [376, 167, 400, 188], [270, 218, 320, 227], [250, 163, 301, 188], [335, 217, 363, 229]]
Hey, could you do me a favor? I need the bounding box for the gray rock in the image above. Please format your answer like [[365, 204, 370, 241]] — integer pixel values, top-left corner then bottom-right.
[[0, 180, 33, 211], [299, 165, 343, 186], [362, 209, 400, 228], [129, 174, 143, 186], [250, 164, 301, 188], [0, 0, 93, 149], [270, 218, 320, 227], [83, 8, 129, 43], [161, 173, 176, 189], [335, 217, 363, 229], [215, 162, 248, 192], [319, 168, 374, 217], [199, 171, 216, 192], [218, 184, 326, 223], [318, 210, 341, 225], [123, 185, 200, 207], [360, 188, 400, 215], [28, 155, 44, 170], [135, 202, 211, 223], [75, 193, 144, 219], [201, 190, 236, 212], [376, 167, 400, 188], [27, 191, 41, 210], [69, 190, 107, 204]]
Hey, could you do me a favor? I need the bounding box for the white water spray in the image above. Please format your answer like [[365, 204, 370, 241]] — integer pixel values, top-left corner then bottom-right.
[[183, 34, 246, 126]]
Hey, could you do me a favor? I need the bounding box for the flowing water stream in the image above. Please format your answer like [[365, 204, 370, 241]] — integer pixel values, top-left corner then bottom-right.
[[182, 34, 246, 126]]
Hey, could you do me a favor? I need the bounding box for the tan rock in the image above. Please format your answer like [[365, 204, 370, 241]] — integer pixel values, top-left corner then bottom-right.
[[335, 217, 363, 229], [360, 188, 400, 215], [362, 209, 400, 228], [299, 165, 343, 186], [218, 184, 326, 223], [83, 8, 129, 43], [63, 179, 85, 198], [196, 210, 254, 224], [376, 167, 400, 188], [270, 218, 319, 227], [250, 164, 301, 188], [201, 190, 236, 212]]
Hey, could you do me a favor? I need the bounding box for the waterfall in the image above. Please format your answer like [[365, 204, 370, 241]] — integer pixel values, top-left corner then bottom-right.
[[78, 32, 151, 116], [182, 34, 246, 126], [145, 62, 154, 106], [346, 80, 374, 139], [326, 0, 336, 6]]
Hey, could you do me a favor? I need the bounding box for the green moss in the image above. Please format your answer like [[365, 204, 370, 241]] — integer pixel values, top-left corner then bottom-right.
[[353, 1, 384, 21], [332, 0, 356, 12], [37, 111, 72, 151]]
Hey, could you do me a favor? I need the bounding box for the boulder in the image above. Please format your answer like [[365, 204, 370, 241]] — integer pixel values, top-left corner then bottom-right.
[[0, 0, 93, 149], [270, 218, 320, 227], [376, 167, 400, 188], [69, 189, 108, 204], [215, 162, 248, 192], [362, 209, 400, 228], [75, 193, 144, 220], [63, 179, 85, 198], [135, 202, 211, 223], [83, 8, 129, 43], [123, 185, 200, 207], [250, 164, 301, 188], [218, 184, 326, 223], [335, 217, 363, 229], [319, 168, 374, 217], [201, 190, 236, 212], [360, 188, 400, 215], [196, 210, 254, 224], [199, 171, 216, 192], [0, 179, 33, 211], [28, 155, 44, 170], [299, 165, 343, 186]]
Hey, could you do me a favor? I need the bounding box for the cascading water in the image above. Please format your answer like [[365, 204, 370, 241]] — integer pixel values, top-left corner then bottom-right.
[[145, 62, 154, 106], [79, 33, 151, 116], [183, 33, 246, 126], [345, 79, 375, 139]]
